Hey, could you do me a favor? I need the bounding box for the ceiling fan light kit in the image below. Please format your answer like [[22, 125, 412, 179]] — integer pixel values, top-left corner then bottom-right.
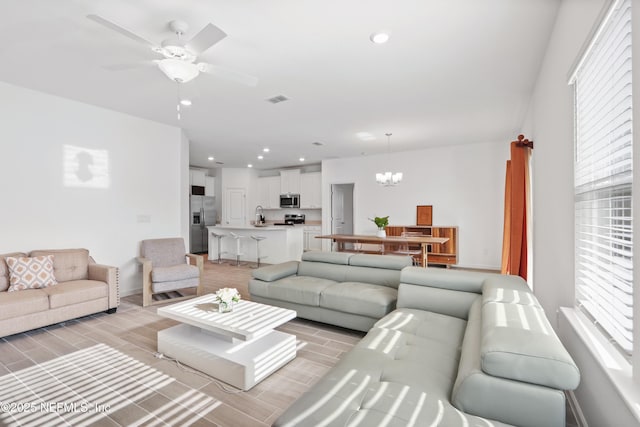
[[158, 59, 199, 83], [86, 14, 257, 86]]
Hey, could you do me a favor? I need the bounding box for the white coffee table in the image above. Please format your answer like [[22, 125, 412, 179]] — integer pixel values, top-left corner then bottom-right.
[[156, 294, 297, 390]]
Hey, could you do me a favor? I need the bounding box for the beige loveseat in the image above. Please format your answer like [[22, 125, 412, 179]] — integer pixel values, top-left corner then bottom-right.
[[0, 248, 119, 337]]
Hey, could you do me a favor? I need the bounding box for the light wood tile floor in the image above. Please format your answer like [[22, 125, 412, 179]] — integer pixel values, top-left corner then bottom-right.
[[0, 261, 364, 427]]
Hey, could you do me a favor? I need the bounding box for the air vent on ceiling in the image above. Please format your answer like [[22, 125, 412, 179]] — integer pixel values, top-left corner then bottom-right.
[[215, 161, 224, 165], [267, 95, 289, 104], [312, 141, 323, 146]]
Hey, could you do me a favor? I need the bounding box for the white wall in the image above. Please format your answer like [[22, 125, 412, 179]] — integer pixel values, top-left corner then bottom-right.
[[522, 0, 609, 318], [0, 82, 187, 296], [522, 0, 640, 424], [321, 141, 509, 269]]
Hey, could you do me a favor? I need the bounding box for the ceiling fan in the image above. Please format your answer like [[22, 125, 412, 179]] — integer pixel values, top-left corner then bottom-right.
[[87, 14, 258, 86]]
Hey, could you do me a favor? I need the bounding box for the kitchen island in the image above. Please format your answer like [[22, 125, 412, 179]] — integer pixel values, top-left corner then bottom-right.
[[207, 225, 304, 265]]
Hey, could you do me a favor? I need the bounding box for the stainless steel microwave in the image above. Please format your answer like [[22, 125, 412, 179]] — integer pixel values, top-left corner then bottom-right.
[[280, 194, 300, 208]]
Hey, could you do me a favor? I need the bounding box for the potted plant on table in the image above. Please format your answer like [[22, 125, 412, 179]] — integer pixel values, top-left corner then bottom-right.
[[369, 216, 389, 238]]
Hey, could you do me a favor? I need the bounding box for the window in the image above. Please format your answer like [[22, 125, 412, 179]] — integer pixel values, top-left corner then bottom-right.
[[573, 0, 633, 354]]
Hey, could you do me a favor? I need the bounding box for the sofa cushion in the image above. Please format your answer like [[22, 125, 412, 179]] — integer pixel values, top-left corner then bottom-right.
[[140, 238, 187, 268], [273, 307, 481, 427], [481, 301, 581, 390], [30, 248, 89, 282], [0, 252, 27, 292], [250, 276, 337, 306], [6, 255, 58, 291], [152, 278, 199, 293], [348, 253, 412, 270], [344, 266, 403, 289], [297, 261, 349, 283], [0, 288, 49, 320], [252, 261, 299, 282], [301, 251, 352, 265], [452, 298, 567, 427], [43, 280, 108, 309], [482, 285, 540, 307], [375, 308, 468, 347], [152, 264, 199, 283], [320, 282, 397, 318], [400, 266, 490, 293]]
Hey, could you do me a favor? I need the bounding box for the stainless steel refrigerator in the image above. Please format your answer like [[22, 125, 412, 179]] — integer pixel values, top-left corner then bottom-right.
[[190, 195, 216, 253]]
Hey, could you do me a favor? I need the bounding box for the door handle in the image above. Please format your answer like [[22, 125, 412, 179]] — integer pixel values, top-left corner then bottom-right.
[[200, 208, 205, 229]]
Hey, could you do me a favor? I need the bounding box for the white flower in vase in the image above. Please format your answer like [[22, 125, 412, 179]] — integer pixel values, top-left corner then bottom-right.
[[214, 287, 241, 313]]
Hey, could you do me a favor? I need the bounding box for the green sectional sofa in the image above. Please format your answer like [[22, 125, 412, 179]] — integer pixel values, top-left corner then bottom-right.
[[251, 252, 580, 427], [249, 251, 413, 331]]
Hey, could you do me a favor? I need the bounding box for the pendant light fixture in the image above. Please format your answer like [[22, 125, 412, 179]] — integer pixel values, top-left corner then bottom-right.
[[375, 133, 403, 186]]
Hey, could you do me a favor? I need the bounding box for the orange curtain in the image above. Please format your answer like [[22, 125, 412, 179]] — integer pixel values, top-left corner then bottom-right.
[[501, 135, 532, 279]]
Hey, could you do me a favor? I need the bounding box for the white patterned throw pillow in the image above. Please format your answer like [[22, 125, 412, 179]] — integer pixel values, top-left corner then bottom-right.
[[6, 255, 58, 292]]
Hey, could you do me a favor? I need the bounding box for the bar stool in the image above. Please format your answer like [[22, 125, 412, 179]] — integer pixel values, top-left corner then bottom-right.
[[210, 231, 227, 264], [251, 235, 268, 268], [229, 232, 248, 266]]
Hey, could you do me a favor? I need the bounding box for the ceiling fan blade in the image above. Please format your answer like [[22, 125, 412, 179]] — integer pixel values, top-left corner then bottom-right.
[[198, 63, 258, 87], [186, 23, 227, 55], [87, 14, 156, 48], [102, 61, 155, 71]]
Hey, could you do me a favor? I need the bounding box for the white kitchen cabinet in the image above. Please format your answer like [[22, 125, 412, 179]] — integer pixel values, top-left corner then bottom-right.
[[257, 176, 280, 209], [300, 172, 321, 209], [190, 169, 206, 187], [205, 176, 215, 197], [303, 225, 322, 251], [280, 169, 301, 194]]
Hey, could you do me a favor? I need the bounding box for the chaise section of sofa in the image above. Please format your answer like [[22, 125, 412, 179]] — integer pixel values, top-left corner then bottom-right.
[[0, 248, 119, 337], [273, 266, 580, 427], [249, 251, 413, 331]]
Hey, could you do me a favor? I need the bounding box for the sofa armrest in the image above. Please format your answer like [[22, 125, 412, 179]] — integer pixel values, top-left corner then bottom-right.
[[186, 254, 204, 296], [252, 261, 299, 282], [137, 256, 153, 306], [88, 264, 119, 309]]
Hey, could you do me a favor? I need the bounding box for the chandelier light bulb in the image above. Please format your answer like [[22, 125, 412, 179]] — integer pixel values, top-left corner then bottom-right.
[[375, 133, 402, 186]]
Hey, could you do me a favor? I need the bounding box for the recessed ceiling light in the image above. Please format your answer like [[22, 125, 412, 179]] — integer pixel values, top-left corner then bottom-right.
[[263, 148, 270, 153], [257, 155, 264, 160], [299, 157, 305, 162], [247, 164, 253, 168], [207, 156, 214, 161], [356, 132, 376, 141], [180, 99, 192, 106], [370, 32, 390, 44]]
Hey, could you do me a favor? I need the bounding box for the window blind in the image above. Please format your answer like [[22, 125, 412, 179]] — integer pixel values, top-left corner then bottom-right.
[[574, 0, 633, 353]]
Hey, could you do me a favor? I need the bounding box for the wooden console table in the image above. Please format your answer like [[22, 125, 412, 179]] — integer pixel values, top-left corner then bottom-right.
[[316, 234, 449, 267], [386, 225, 458, 266]]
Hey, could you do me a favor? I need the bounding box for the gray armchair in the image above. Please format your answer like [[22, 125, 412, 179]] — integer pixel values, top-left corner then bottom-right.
[[138, 238, 203, 307]]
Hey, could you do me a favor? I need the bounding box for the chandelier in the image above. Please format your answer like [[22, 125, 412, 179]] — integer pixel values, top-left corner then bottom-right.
[[375, 133, 403, 186]]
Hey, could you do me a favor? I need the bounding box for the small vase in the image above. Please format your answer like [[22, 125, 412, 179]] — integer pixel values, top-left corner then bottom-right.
[[218, 301, 234, 313], [376, 229, 386, 238]]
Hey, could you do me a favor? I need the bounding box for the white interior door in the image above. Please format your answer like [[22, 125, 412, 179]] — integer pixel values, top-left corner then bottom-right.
[[224, 188, 246, 226], [331, 184, 354, 250]]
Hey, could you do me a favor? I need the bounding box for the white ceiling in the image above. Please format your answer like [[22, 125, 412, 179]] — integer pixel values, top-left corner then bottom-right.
[[0, 0, 560, 170]]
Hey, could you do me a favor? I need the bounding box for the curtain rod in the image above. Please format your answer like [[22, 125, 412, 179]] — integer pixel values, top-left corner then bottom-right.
[[515, 134, 534, 149]]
